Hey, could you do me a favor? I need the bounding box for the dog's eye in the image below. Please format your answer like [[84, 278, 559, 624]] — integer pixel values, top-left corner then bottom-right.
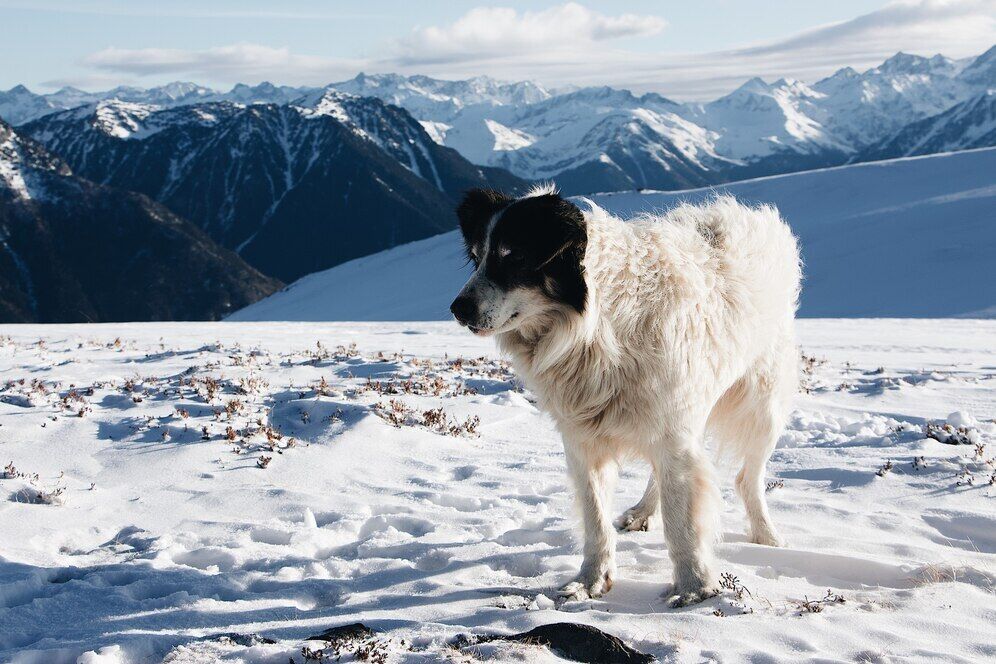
[[497, 246, 518, 261]]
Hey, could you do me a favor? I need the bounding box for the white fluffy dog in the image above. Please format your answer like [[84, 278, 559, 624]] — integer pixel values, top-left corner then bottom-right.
[[450, 185, 800, 606]]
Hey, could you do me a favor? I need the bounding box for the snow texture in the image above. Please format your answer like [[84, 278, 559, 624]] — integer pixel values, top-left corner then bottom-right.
[[0, 320, 993, 663]]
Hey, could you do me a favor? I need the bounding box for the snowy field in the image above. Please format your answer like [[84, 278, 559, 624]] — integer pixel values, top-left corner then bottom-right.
[[1, 320, 994, 663]]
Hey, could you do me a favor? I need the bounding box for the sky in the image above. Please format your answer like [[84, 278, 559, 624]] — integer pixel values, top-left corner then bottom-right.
[[2, 0, 995, 100]]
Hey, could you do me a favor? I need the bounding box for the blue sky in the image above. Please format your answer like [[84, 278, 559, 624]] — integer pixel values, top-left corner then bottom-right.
[[3, 1, 994, 99]]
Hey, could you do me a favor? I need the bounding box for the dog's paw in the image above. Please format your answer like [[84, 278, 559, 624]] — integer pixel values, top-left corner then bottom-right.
[[750, 533, 786, 548], [558, 570, 614, 600], [749, 527, 786, 548], [615, 506, 656, 532], [663, 583, 721, 608]]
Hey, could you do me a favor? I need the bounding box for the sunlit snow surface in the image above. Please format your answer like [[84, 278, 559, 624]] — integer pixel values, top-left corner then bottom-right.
[[0, 320, 994, 663]]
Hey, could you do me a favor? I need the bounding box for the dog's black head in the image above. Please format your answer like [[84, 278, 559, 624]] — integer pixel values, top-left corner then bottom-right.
[[450, 187, 587, 336]]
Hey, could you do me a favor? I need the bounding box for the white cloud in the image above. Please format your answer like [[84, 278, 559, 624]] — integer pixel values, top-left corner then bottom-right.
[[73, 1, 996, 100], [394, 3, 667, 65], [82, 43, 362, 86]]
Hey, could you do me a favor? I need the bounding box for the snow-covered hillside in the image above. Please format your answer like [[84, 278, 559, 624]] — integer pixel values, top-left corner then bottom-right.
[[231, 148, 996, 322], [861, 91, 996, 161], [1, 320, 993, 662]]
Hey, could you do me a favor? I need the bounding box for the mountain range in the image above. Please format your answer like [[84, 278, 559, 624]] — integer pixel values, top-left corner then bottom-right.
[[21, 91, 524, 283], [342, 47, 995, 193], [0, 46, 993, 321], [5, 47, 995, 194], [0, 119, 280, 322]]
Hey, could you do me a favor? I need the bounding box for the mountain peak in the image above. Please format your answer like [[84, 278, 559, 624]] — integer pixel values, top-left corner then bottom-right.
[[972, 44, 996, 65], [877, 51, 950, 75], [157, 81, 210, 98], [816, 66, 859, 87], [733, 77, 770, 94], [881, 51, 923, 67], [959, 44, 996, 85]]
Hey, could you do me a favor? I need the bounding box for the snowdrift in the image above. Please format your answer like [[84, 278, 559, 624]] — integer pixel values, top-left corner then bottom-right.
[[231, 148, 996, 321]]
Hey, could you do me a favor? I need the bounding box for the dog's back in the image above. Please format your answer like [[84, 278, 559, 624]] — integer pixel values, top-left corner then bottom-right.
[[583, 195, 800, 373]]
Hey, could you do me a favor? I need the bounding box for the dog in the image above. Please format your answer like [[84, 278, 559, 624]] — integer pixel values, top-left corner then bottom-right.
[[450, 184, 800, 607]]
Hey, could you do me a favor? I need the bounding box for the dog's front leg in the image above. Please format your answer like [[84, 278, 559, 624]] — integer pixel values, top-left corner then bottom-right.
[[655, 434, 721, 607], [559, 441, 617, 600]]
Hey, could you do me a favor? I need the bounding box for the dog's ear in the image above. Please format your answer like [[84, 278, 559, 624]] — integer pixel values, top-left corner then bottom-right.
[[527, 194, 587, 314], [530, 194, 586, 268], [457, 189, 511, 251]]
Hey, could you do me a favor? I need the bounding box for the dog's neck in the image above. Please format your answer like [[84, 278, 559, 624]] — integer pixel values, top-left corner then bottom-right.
[[497, 288, 609, 380]]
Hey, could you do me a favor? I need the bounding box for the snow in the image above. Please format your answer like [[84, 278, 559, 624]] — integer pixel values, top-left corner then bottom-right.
[[92, 101, 160, 139], [231, 147, 996, 322], [0, 122, 63, 202], [483, 119, 535, 152], [0, 320, 993, 663], [417, 120, 450, 145], [0, 134, 32, 199]]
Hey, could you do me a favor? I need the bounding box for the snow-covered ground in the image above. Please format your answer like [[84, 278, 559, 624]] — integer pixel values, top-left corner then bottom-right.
[[1, 320, 994, 663], [232, 148, 996, 322]]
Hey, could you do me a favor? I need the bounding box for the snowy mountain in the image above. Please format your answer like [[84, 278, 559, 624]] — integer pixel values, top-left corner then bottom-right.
[[4, 46, 994, 195], [0, 85, 61, 126], [860, 91, 996, 160], [437, 86, 733, 194], [0, 75, 550, 128], [0, 81, 317, 125], [231, 147, 996, 322], [321, 49, 995, 193], [328, 73, 553, 122], [0, 119, 280, 322], [23, 95, 525, 282], [957, 44, 996, 88], [810, 52, 973, 149]]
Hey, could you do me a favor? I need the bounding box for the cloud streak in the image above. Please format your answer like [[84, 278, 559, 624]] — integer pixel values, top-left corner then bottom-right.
[[75, 1, 996, 100], [82, 43, 362, 86]]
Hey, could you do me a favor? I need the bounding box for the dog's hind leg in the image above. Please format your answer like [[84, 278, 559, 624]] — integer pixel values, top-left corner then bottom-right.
[[559, 441, 618, 600], [615, 475, 660, 532], [712, 344, 794, 547]]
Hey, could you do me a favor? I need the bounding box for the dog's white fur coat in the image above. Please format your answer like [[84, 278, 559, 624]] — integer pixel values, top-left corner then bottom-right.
[[494, 194, 801, 606]]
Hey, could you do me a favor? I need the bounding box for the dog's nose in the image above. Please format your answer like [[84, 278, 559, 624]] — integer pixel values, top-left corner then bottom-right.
[[450, 295, 477, 324]]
